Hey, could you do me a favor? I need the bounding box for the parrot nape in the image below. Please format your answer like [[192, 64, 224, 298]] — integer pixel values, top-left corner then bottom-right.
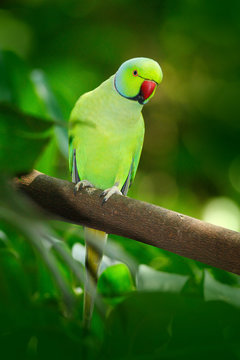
[[69, 57, 163, 328]]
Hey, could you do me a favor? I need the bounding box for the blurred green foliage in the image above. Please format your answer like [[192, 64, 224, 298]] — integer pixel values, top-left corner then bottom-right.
[[0, 0, 240, 359]]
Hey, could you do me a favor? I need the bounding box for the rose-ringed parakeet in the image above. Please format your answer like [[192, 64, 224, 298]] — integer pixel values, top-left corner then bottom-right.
[[69, 57, 162, 328]]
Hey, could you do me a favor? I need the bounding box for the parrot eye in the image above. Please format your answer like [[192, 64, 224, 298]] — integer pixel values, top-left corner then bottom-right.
[[133, 70, 138, 76]]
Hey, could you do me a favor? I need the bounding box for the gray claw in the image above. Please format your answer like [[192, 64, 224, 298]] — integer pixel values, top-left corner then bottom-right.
[[74, 180, 94, 194], [100, 185, 122, 205], [101, 198, 107, 205], [100, 190, 107, 197]]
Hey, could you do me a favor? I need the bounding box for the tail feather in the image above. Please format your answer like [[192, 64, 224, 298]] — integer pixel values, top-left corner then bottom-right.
[[83, 227, 107, 329]]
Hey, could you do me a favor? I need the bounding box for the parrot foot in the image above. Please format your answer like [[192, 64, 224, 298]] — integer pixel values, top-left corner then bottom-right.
[[74, 180, 94, 194], [100, 185, 122, 204]]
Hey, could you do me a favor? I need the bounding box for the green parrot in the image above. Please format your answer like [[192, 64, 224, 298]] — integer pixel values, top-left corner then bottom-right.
[[69, 57, 163, 328]]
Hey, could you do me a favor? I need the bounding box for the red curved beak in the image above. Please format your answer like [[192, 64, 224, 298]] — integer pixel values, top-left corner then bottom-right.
[[140, 80, 157, 100]]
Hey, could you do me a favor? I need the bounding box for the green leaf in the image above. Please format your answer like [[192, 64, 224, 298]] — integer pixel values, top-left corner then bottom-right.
[[31, 69, 68, 158], [98, 264, 135, 301], [136, 264, 189, 293], [0, 181, 75, 311], [31, 69, 64, 122], [34, 136, 59, 176], [0, 103, 53, 174], [0, 229, 9, 248], [0, 248, 30, 309], [0, 50, 44, 116], [104, 292, 240, 360], [103, 292, 177, 359], [204, 269, 240, 308]]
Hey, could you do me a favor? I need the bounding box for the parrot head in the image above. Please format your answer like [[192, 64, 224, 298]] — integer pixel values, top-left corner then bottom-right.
[[114, 57, 163, 105]]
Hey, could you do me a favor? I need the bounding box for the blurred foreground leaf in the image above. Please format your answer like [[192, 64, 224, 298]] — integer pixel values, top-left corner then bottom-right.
[[0, 50, 68, 177], [0, 103, 53, 174], [0, 50, 42, 115], [204, 270, 240, 308], [136, 264, 189, 293], [103, 292, 240, 360], [31, 69, 68, 158]]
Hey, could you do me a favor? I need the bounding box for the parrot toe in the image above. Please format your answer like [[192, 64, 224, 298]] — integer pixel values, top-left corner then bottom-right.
[[74, 180, 94, 194], [100, 186, 122, 204]]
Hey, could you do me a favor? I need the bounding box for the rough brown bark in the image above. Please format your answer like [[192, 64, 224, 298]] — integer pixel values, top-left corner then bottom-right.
[[15, 170, 240, 275]]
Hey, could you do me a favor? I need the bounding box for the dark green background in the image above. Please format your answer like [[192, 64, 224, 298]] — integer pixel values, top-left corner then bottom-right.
[[0, 0, 240, 359]]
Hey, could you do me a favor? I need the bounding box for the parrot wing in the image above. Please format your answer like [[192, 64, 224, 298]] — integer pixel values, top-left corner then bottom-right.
[[69, 134, 73, 172], [69, 135, 80, 183], [121, 159, 133, 195], [121, 120, 144, 195], [130, 137, 144, 187]]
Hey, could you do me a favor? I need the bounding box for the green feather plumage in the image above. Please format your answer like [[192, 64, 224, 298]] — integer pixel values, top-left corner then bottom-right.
[[69, 75, 144, 190]]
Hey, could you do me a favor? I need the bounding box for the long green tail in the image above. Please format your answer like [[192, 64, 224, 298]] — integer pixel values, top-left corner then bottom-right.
[[83, 227, 107, 329]]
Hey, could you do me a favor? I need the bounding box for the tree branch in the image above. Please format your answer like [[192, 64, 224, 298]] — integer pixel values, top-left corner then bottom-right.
[[15, 170, 240, 275]]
